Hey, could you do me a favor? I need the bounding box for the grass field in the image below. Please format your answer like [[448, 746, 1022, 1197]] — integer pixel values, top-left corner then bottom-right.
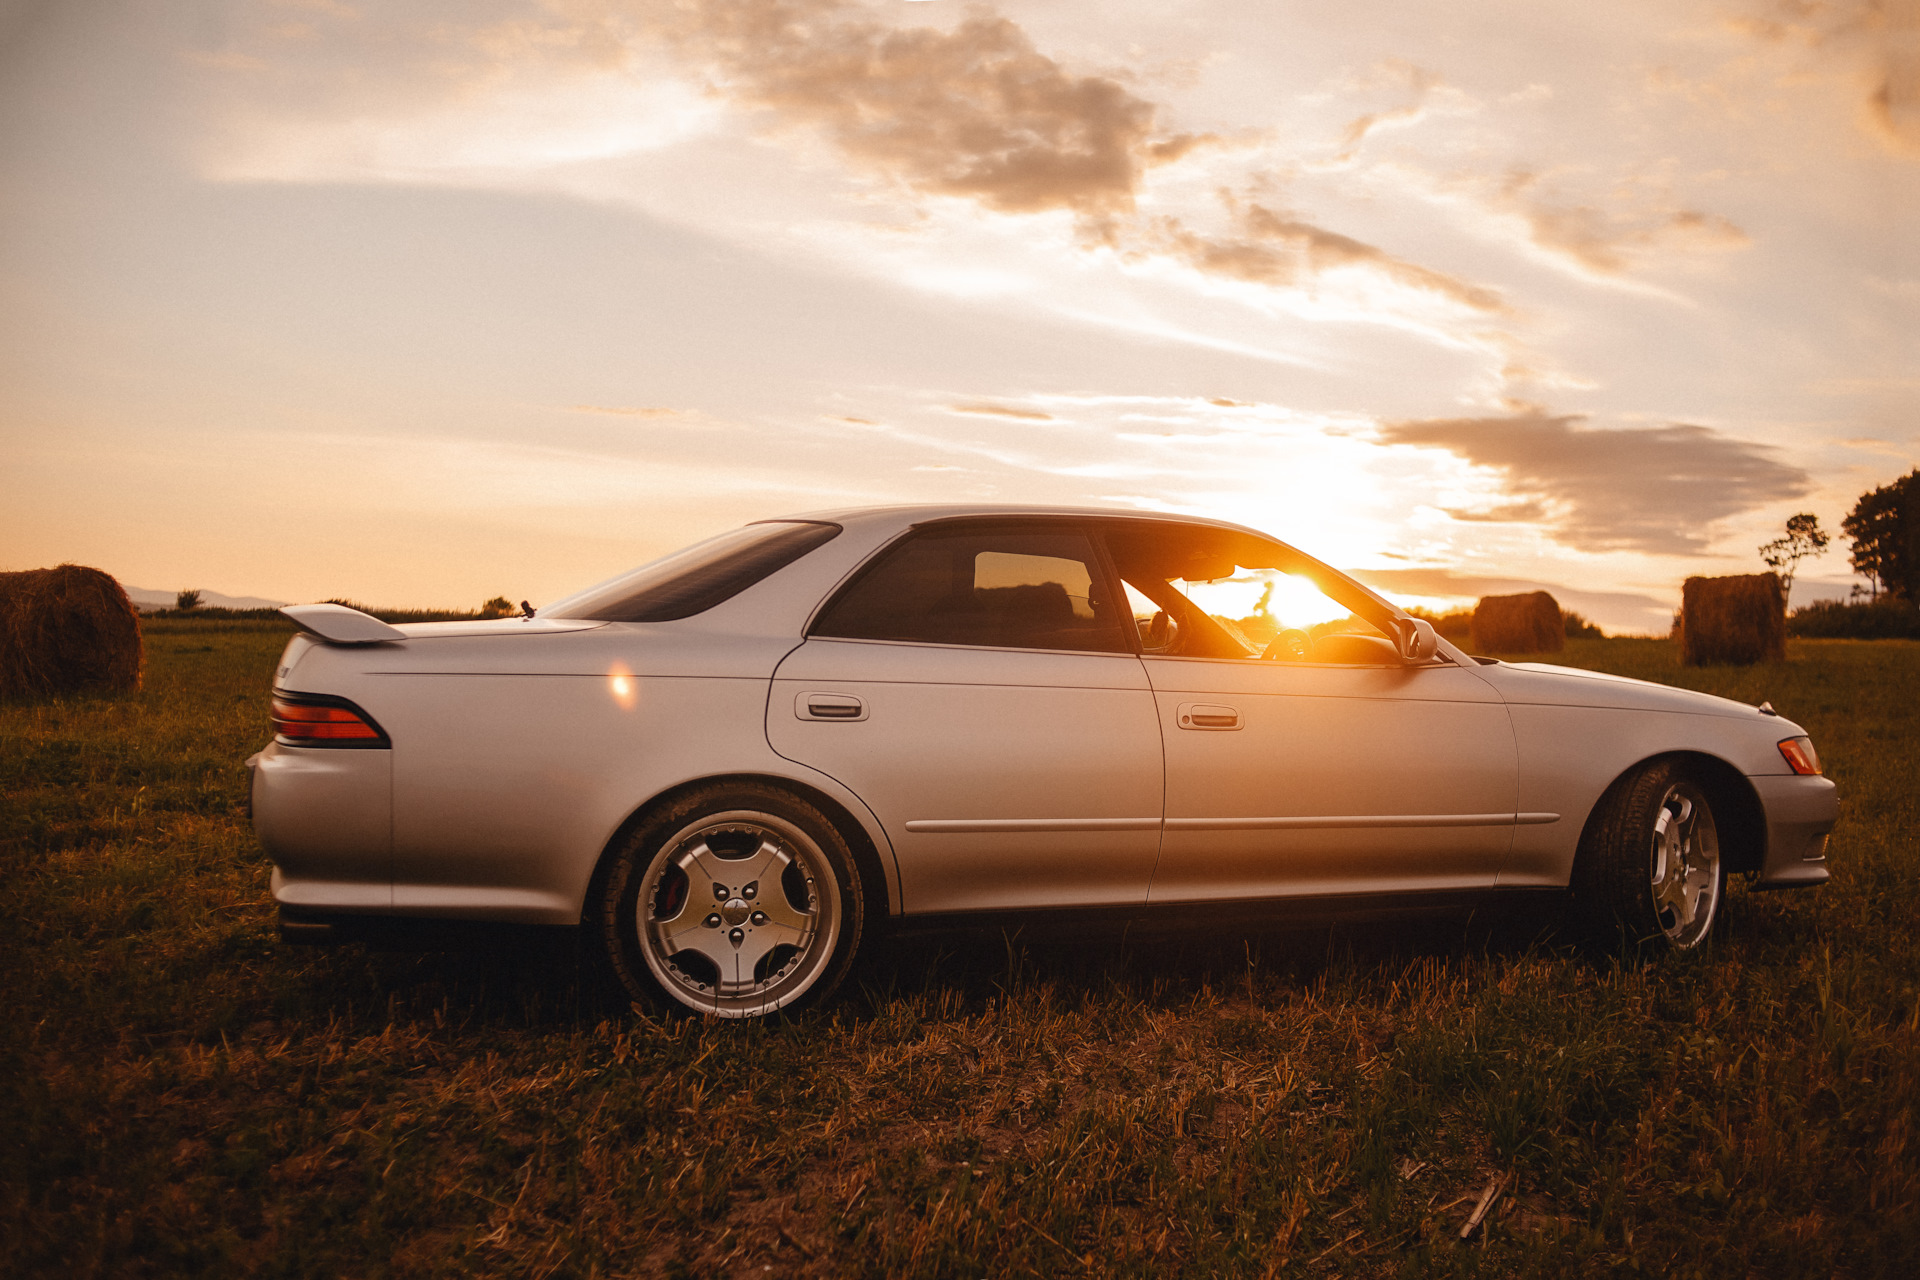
[[3, 622, 1917, 1277]]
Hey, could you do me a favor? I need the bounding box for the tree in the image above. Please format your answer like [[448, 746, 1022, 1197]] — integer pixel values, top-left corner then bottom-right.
[[1757, 512, 1830, 595], [175, 589, 202, 610], [1842, 470, 1919, 602], [1562, 610, 1604, 639], [480, 596, 515, 619]]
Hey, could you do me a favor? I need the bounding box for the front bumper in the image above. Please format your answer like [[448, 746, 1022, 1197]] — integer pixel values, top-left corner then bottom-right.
[[1750, 772, 1837, 889]]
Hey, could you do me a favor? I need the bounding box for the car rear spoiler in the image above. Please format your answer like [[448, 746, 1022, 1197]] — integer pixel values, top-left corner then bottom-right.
[[280, 603, 406, 645]]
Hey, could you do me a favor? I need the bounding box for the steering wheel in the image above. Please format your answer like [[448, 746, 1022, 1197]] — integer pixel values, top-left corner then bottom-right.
[[1262, 628, 1310, 661]]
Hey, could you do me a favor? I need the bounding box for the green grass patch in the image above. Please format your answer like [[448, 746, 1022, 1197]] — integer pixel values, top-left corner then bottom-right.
[[2, 630, 1916, 1276]]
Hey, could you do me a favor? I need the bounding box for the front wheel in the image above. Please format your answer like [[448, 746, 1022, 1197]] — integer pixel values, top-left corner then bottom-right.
[[596, 783, 866, 1017], [1571, 760, 1725, 951]]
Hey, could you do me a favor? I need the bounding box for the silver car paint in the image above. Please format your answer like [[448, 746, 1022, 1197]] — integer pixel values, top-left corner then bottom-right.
[[251, 503, 1836, 925], [1473, 661, 1831, 889], [1141, 656, 1522, 902], [768, 639, 1164, 913]]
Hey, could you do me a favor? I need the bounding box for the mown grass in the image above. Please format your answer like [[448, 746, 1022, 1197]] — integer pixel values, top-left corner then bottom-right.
[[2, 626, 1916, 1277]]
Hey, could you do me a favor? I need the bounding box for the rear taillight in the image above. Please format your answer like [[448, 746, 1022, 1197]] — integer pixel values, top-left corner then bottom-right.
[[1777, 736, 1821, 776], [272, 695, 389, 748]]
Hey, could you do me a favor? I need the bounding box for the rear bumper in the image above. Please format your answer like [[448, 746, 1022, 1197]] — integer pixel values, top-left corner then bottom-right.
[[1750, 773, 1837, 889], [252, 740, 393, 903]]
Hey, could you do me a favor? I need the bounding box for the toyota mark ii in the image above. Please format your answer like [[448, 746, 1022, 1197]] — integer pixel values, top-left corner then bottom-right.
[[250, 505, 1836, 1017]]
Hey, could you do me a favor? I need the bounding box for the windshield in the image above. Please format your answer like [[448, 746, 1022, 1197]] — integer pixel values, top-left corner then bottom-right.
[[542, 521, 842, 622]]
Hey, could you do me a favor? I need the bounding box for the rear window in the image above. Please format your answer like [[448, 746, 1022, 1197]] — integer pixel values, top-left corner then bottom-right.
[[542, 521, 842, 622]]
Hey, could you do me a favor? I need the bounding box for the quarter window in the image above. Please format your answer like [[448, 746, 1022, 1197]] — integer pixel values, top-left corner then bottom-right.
[[543, 521, 841, 622], [811, 527, 1128, 653]]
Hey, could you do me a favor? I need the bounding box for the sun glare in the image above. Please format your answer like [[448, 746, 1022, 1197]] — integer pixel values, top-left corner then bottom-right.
[[608, 663, 638, 711], [1180, 572, 1354, 630]]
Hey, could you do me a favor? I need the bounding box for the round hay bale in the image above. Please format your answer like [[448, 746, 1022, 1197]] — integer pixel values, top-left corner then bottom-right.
[[0, 565, 144, 701], [1679, 574, 1784, 666], [1470, 591, 1565, 654]]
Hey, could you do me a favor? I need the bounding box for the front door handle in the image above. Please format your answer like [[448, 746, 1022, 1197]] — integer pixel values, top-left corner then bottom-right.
[[1177, 702, 1241, 730], [798, 692, 867, 721]]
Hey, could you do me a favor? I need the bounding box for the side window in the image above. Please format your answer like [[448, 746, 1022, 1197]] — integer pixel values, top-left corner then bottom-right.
[[811, 527, 1129, 653], [1107, 523, 1399, 664]]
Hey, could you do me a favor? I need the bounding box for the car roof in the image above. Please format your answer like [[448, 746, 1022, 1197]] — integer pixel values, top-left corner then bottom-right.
[[773, 502, 1275, 539]]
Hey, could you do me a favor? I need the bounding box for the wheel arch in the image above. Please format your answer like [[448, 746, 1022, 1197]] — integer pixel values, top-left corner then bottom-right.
[[1573, 750, 1767, 879], [580, 772, 895, 928]]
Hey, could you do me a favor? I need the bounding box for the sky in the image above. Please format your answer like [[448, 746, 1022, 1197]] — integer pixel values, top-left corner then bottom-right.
[[3, 0, 1917, 631]]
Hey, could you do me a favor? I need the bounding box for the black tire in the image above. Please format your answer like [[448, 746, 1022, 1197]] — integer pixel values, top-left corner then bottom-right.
[[1571, 759, 1725, 951], [596, 782, 865, 1017]]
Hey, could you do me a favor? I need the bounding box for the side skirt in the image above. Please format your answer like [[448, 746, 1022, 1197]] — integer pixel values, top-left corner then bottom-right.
[[882, 887, 1573, 942]]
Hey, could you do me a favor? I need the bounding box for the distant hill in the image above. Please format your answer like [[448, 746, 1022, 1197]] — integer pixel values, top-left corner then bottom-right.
[[123, 586, 288, 612]]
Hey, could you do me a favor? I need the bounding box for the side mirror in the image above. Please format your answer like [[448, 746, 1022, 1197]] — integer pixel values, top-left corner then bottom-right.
[[1392, 617, 1440, 663]]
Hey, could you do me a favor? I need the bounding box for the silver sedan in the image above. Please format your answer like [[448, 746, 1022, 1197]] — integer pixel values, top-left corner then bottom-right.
[[250, 505, 1836, 1016]]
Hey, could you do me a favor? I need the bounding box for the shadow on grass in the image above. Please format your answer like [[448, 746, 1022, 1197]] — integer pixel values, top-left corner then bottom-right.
[[288, 895, 1594, 1037]]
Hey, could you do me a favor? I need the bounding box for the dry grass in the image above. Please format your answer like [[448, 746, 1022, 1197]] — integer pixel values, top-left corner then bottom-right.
[[3, 623, 1918, 1277], [1680, 574, 1785, 667], [1470, 593, 1563, 655], [0, 565, 142, 701]]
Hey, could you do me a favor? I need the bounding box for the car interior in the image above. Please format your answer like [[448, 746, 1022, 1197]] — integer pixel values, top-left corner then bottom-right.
[[815, 519, 1410, 665], [1103, 522, 1404, 665]]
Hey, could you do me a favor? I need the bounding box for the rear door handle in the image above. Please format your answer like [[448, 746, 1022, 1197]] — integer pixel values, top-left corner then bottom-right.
[[1177, 702, 1240, 730], [798, 692, 867, 721]]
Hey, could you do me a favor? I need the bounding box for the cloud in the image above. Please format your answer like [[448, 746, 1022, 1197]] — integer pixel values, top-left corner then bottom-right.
[[1494, 170, 1750, 277], [1152, 201, 1507, 314], [665, 0, 1209, 226], [1330, 60, 1442, 160], [1335, 104, 1427, 155], [1438, 499, 1549, 523], [566, 404, 679, 417], [1867, 0, 1920, 153], [1727, 0, 1920, 156], [193, 1, 1508, 343], [950, 402, 1056, 420], [1379, 410, 1811, 554], [658, 4, 1507, 318]]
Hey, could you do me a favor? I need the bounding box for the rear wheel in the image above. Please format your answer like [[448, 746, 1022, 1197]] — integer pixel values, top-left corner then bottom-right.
[[597, 783, 865, 1017], [1572, 760, 1725, 951]]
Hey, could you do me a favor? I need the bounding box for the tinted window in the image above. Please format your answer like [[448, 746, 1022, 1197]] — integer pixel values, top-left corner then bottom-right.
[[812, 527, 1128, 653], [1107, 523, 1395, 663], [543, 521, 842, 622]]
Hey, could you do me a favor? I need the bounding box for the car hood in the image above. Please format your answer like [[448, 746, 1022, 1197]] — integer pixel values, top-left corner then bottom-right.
[[1474, 659, 1787, 724]]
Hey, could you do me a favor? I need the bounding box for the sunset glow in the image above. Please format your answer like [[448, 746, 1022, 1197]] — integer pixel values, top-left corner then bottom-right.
[[3, 0, 1914, 632]]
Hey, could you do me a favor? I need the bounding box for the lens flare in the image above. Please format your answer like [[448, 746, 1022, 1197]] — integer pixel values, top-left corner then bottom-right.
[[608, 663, 638, 711]]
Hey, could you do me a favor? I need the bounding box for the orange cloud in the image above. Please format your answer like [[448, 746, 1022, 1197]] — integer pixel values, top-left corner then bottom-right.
[[1496, 171, 1750, 276], [1867, 2, 1920, 154], [1154, 201, 1506, 314], [664, 0, 1211, 226], [216, 3, 1502, 330], [950, 402, 1055, 421], [567, 404, 679, 417], [674, 3, 1504, 312], [1381, 410, 1810, 554], [1728, 0, 1920, 157], [1331, 62, 1442, 160]]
